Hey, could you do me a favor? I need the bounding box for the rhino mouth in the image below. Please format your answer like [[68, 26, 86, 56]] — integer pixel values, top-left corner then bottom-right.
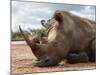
[[32, 57, 58, 67]]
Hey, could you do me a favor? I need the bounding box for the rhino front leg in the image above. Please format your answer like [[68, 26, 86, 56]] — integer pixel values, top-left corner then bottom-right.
[[66, 51, 89, 64]]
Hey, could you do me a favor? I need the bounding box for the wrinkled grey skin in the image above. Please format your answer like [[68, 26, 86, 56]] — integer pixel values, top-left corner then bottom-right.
[[19, 10, 96, 67]]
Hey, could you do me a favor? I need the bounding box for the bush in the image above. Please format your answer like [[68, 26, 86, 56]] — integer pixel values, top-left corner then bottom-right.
[[31, 28, 47, 39], [11, 28, 47, 41]]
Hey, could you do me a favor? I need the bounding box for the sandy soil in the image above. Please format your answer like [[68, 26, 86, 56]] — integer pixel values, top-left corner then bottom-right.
[[11, 41, 96, 75]]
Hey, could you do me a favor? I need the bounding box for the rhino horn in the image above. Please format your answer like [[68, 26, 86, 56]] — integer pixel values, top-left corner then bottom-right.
[[19, 25, 40, 54]]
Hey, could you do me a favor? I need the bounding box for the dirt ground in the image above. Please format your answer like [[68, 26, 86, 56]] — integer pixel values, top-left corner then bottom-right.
[[11, 41, 96, 75]]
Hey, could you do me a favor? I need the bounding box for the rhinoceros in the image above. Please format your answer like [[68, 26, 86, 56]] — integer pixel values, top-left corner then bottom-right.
[[19, 10, 96, 67]]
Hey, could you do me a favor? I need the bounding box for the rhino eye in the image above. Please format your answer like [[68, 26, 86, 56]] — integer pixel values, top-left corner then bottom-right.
[[54, 42, 58, 47]]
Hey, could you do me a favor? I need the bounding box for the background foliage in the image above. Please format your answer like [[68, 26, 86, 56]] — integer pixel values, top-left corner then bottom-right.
[[11, 28, 47, 41]]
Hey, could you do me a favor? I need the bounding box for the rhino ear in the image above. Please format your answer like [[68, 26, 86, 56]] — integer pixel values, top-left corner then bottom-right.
[[54, 12, 63, 23]]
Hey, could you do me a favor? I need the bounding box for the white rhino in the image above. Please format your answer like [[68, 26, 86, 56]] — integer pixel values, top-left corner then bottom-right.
[[19, 10, 96, 66]]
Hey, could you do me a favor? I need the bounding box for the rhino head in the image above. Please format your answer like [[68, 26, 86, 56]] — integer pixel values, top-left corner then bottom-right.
[[19, 26, 62, 67], [19, 10, 69, 66]]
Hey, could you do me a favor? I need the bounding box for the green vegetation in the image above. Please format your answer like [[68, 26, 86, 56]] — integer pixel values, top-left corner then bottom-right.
[[11, 28, 47, 41]]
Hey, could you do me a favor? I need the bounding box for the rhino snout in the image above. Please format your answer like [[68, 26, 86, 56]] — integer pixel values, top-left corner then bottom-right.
[[32, 56, 59, 67]]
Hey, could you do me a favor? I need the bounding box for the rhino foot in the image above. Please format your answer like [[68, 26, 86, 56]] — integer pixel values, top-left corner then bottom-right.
[[66, 51, 89, 64]]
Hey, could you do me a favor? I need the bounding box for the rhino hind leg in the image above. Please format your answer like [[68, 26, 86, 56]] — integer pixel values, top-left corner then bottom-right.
[[66, 51, 89, 64], [85, 39, 96, 62], [88, 50, 96, 62], [86, 49, 96, 62], [89, 40, 96, 62]]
